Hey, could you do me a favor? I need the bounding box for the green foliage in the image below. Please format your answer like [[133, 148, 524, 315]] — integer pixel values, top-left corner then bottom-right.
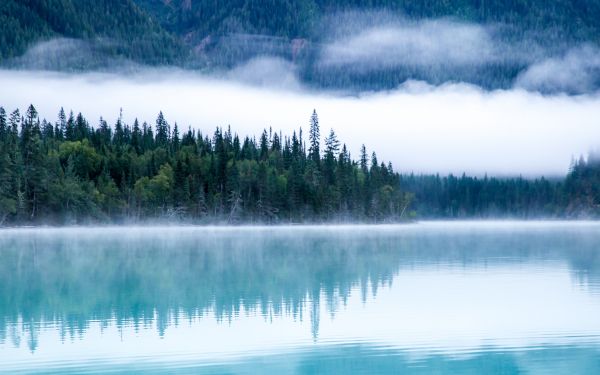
[[400, 173, 562, 218], [59, 140, 101, 179], [0, 103, 595, 225], [134, 163, 174, 215], [0, 104, 416, 225]]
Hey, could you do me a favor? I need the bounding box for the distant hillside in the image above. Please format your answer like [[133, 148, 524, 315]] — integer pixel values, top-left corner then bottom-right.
[[0, 0, 185, 65], [3, 1, 600, 92], [134, 0, 600, 43], [131, 0, 600, 92]]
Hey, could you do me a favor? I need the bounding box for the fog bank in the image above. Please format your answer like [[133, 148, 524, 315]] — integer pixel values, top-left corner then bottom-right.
[[1, 69, 600, 176], [319, 19, 524, 70]]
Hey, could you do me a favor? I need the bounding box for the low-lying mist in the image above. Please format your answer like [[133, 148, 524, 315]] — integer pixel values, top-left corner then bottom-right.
[[3, 13, 600, 176], [1, 68, 600, 176]]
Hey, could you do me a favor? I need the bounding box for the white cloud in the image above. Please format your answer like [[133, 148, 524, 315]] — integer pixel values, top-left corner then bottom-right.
[[515, 45, 600, 94], [8, 37, 134, 71], [319, 20, 502, 70], [225, 57, 301, 90], [1, 69, 599, 177]]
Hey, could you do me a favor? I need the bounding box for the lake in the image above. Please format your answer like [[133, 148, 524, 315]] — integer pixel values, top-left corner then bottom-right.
[[1, 222, 599, 374]]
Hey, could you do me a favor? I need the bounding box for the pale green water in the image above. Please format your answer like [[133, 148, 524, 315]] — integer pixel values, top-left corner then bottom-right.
[[1, 222, 600, 374]]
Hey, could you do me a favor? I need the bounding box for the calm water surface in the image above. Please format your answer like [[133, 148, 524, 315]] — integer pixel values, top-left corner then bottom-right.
[[1, 222, 600, 374]]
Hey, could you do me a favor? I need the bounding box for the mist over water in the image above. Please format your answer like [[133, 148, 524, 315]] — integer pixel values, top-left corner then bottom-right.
[[1, 68, 600, 176], [1, 223, 600, 373]]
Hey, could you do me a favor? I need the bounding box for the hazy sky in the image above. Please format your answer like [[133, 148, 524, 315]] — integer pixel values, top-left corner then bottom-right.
[[1, 68, 600, 176]]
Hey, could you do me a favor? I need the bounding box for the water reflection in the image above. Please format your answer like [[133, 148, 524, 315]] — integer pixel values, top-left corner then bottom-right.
[[1, 223, 600, 373]]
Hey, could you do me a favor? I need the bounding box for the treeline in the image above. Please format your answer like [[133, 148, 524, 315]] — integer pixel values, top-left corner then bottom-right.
[[0, 105, 412, 225], [401, 174, 561, 218], [0, 104, 598, 226], [400, 157, 600, 218]]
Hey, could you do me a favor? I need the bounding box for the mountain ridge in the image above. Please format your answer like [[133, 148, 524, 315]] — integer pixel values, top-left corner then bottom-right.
[[3, 1, 600, 92]]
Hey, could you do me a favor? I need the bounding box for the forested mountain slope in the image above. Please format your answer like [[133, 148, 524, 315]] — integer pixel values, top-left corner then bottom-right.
[[0, 0, 184, 65], [135, 0, 600, 42], [3, 1, 600, 90], [112, 0, 600, 92]]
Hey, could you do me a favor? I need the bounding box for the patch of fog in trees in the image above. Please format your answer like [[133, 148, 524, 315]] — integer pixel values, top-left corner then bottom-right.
[[1, 68, 600, 176], [188, 13, 600, 94]]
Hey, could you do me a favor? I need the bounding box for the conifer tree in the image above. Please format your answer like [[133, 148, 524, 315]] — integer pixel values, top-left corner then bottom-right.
[[360, 145, 368, 174], [308, 110, 320, 165], [155, 111, 169, 147], [56, 108, 66, 140], [131, 119, 142, 154]]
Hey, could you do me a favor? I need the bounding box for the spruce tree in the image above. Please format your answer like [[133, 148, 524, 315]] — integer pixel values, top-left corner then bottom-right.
[[308, 110, 320, 165], [131, 119, 142, 154], [155, 112, 169, 147]]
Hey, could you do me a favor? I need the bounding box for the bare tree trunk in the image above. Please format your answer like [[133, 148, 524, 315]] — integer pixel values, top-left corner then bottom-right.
[[400, 200, 410, 219]]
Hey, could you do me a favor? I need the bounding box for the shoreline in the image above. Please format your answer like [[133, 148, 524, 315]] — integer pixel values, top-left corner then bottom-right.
[[1, 219, 599, 232]]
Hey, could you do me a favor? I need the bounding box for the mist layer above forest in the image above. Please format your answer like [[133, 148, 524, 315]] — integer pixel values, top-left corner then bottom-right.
[[3, 1, 600, 93]]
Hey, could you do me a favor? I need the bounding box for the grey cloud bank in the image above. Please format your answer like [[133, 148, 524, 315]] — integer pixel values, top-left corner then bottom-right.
[[317, 16, 597, 93], [320, 20, 504, 70], [225, 57, 301, 89], [1, 69, 599, 177], [516, 45, 600, 94]]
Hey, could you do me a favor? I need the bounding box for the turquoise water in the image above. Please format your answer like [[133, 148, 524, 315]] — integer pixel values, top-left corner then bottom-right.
[[1, 222, 600, 374]]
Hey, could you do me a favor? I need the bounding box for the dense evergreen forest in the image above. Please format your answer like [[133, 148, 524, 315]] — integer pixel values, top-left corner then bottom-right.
[[0, 104, 598, 225], [3, 1, 600, 91], [136, 0, 600, 43], [0, 105, 413, 224], [0, 0, 185, 64]]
